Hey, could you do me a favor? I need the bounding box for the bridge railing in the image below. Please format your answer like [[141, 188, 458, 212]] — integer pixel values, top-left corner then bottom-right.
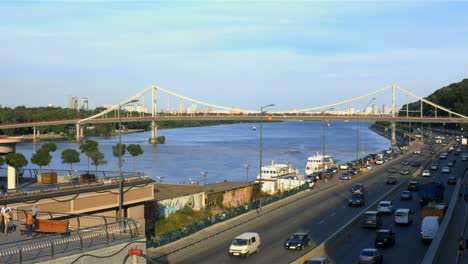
[[0, 211, 141, 264]]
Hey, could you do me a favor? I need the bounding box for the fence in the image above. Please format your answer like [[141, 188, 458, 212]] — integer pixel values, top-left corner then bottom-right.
[[0, 211, 141, 264], [148, 183, 308, 248]]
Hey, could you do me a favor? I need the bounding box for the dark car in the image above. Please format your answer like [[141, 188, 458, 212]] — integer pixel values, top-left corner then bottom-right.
[[408, 181, 419, 191], [386, 176, 397, 185], [349, 193, 366, 207], [402, 160, 409, 165], [400, 168, 410, 175], [358, 248, 383, 264], [400, 190, 413, 200], [375, 229, 395, 248], [351, 183, 365, 193], [411, 160, 421, 167], [284, 232, 310, 250], [447, 176, 457, 185], [350, 167, 359, 175], [387, 167, 397, 173]]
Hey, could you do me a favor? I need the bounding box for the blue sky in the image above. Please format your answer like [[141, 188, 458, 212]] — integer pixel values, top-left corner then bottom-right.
[[2, 1, 468, 111]]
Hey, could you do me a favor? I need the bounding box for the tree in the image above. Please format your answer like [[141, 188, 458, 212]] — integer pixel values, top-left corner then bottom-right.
[[112, 143, 126, 158], [0, 156, 4, 168], [41, 142, 57, 153], [5, 153, 28, 185], [30, 148, 52, 173], [79, 139, 98, 173], [89, 151, 107, 175], [61, 148, 80, 170], [127, 144, 144, 173]]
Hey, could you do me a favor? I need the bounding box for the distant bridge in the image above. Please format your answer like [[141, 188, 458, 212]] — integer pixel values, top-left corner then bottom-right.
[[0, 83, 466, 145]]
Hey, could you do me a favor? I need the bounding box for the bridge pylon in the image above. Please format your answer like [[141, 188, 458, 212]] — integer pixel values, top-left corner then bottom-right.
[[150, 121, 158, 144]]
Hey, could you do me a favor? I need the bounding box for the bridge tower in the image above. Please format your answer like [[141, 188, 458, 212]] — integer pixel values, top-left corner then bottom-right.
[[150, 86, 158, 144], [75, 123, 84, 142]]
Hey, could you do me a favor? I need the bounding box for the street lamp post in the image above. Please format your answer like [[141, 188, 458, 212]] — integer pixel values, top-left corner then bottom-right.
[[201, 171, 208, 186], [259, 104, 274, 212], [322, 108, 334, 173], [118, 99, 138, 220], [243, 164, 250, 182], [360, 98, 376, 166]]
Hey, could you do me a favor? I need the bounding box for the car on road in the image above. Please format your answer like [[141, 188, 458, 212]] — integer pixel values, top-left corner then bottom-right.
[[430, 163, 438, 170], [395, 208, 413, 225], [447, 176, 457, 185], [303, 257, 331, 264], [422, 170, 431, 177], [462, 154, 468, 161], [441, 166, 450, 173], [351, 183, 365, 193], [411, 160, 421, 167], [421, 216, 440, 242], [362, 211, 382, 228], [387, 167, 397, 173], [340, 172, 351, 180], [386, 176, 397, 185], [447, 160, 455, 167], [400, 190, 413, 200], [402, 160, 409, 165], [229, 232, 261, 257], [339, 163, 349, 170], [408, 180, 419, 191], [377, 201, 394, 214], [400, 168, 410, 175], [284, 232, 310, 250], [358, 248, 383, 264], [375, 159, 384, 165], [349, 193, 366, 207], [375, 229, 395, 247]]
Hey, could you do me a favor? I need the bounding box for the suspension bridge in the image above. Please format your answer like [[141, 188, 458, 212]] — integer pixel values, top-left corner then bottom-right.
[[0, 83, 466, 146]]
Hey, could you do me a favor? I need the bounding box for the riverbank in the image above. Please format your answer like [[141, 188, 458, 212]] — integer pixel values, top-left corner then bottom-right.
[[21, 129, 146, 141]]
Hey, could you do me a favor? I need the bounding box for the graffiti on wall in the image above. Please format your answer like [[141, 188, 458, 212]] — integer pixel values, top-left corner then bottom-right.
[[223, 189, 245, 207], [157, 194, 197, 218]]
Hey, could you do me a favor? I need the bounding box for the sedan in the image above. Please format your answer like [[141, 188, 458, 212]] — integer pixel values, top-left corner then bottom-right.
[[447, 177, 457, 185], [349, 193, 366, 207], [400, 191, 413, 200], [400, 168, 410, 175], [375, 229, 395, 248], [358, 248, 383, 264], [447, 161, 455, 167], [386, 176, 397, 185], [408, 181, 419, 191], [377, 201, 394, 214], [340, 172, 351, 180], [430, 164, 438, 170], [442, 166, 450, 173], [303, 258, 331, 264], [284, 232, 310, 250], [402, 160, 409, 165], [422, 170, 431, 177], [387, 167, 397, 173]]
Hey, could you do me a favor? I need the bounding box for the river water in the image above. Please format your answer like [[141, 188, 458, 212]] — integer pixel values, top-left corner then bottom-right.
[[14, 121, 389, 184]]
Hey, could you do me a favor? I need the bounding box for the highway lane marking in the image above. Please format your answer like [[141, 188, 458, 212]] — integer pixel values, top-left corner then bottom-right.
[[318, 220, 325, 224], [330, 212, 336, 217]]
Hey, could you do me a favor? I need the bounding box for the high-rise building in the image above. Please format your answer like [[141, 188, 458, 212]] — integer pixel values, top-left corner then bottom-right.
[[372, 104, 379, 115], [382, 104, 390, 115], [81, 97, 89, 110], [69, 97, 78, 109]]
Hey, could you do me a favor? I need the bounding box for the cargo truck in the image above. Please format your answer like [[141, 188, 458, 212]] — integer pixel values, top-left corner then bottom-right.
[[418, 181, 445, 207]]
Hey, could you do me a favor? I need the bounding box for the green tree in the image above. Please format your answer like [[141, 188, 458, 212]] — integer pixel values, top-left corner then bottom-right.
[[112, 143, 126, 158], [127, 144, 144, 173], [41, 142, 57, 153], [79, 139, 98, 173], [5, 153, 28, 185], [30, 148, 52, 173], [61, 148, 80, 170], [0, 156, 5, 168], [89, 151, 107, 175]]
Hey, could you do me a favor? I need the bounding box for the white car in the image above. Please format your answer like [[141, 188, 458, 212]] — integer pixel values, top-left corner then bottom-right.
[[339, 164, 349, 170], [375, 159, 384, 165], [422, 170, 431, 177], [441, 166, 450, 173], [377, 201, 394, 214]]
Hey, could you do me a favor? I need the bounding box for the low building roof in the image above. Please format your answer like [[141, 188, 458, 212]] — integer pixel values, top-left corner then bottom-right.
[[204, 181, 256, 194]]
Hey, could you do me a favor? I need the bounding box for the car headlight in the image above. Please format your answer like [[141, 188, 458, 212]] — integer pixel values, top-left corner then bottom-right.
[[285, 243, 289, 246], [297, 244, 302, 247]]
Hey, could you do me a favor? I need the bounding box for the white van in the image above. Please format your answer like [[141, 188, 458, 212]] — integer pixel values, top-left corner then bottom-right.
[[420, 216, 440, 242], [229, 232, 261, 257], [395, 208, 413, 225]]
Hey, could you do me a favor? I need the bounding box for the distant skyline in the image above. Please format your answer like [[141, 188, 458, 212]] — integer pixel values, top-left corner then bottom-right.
[[2, 1, 468, 111]]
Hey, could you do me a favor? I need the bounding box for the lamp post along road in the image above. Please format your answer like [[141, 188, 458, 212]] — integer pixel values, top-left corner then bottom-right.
[[360, 97, 376, 166], [322, 108, 334, 173], [259, 104, 274, 212], [118, 99, 138, 220]]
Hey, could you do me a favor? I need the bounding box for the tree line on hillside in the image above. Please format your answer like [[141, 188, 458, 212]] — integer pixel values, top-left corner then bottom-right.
[[0, 105, 246, 138], [0, 140, 145, 186]]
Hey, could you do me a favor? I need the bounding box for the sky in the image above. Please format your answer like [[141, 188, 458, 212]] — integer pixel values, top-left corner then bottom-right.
[[2, 1, 468, 112]]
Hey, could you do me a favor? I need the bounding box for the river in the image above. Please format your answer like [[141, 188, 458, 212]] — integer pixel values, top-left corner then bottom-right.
[[14, 121, 390, 184]]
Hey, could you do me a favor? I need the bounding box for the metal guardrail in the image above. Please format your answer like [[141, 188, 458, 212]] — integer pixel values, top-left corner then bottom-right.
[[0, 210, 141, 264]]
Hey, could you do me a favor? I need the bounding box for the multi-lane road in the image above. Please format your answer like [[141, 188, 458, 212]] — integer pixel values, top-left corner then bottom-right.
[[322, 145, 467, 263], [149, 141, 462, 264]]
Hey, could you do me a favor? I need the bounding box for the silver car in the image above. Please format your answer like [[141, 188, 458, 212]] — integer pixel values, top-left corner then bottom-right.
[[359, 248, 383, 264]]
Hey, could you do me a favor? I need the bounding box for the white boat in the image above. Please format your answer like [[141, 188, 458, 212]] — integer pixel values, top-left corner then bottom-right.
[[256, 161, 299, 180], [252, 126, 256, 131], [305, 153, 335, 175]]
